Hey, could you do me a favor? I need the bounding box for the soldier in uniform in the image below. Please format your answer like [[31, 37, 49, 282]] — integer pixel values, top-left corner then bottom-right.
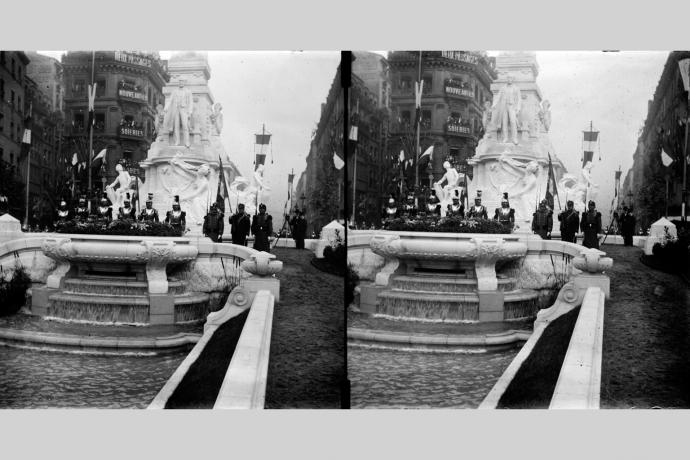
[[532, 199, 553, 239], [229, 203, 251, 246], [203, 202, 224, 242], [74, 196, 90, 222], [251, 203, 273, 252], [447, 190, 465, 218], [401, 193, 416, 219], [494, 192, 515, 231], [290, 210, 308, 250], [384, 195, 398, 221], [619, 206, 636, 247], [558, 200, 579, 243], [56, 199, 71, 225], [94, 193, 112, 224], [117, 193, 137, 220], [165, 195, 186, 233], [580, 200, 602, 249], [139, 193, 159, 223], [467, 194, 488, 219], [426, 189, 441, 216]]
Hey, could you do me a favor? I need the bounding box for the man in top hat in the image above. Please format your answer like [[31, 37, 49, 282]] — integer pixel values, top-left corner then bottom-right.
[[494, 192, 515, 231], [139, 193, 159, 223], [448, 190, 464, 218], [251, 203, 273, 252], [117, 193, 137, 220], [558, 200, 579, 243], [467, 192, 488, 219], [229, 203, 251, 246], [532, 199, 553, 239], [384, 195, 398, 221], [56, 199, 71, 225], [94, 193, 112, 224], [580, 200, 602, 249], [165, 195, 186, 233], [427, 189, 441, 216], [74, 196, 90, 222], [619, 206, 636, 247], [203, 202, 224, 243], [290, 209, 308, 250]]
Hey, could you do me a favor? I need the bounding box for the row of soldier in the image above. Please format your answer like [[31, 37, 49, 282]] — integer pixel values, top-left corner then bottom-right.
[[384, 189, 633, 250], [56, 193, 186, 231]]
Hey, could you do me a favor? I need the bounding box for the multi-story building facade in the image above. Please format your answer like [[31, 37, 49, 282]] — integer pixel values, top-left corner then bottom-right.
[[349, 51, 391, 227], [61, 51, 169, 199], [387, 51, 496, 183], [621, 51, 690, 230], [294, 64, 343, 236], [0, 51, 30, 216]]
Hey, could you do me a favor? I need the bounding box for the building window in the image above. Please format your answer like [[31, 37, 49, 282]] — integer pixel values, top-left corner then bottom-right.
[[148, 87, 152, 104], [96, 79, 106, 96], [422, 75, 432, 94], [401, 110, 411, 126], [0, 78, 4, 100], [0, 52, 5, 66], [10, 121, 14, 140], [94, 113, 105, 132], [0, 113, 3, 133], [399, 76, 412, 90], [421, 110, 432, 129], [10, 90, 15, 109], [18, 96, 21, 115], [72, 79, 86, 95], [11, 58, 15, 79], [72, 112, 85, 132]]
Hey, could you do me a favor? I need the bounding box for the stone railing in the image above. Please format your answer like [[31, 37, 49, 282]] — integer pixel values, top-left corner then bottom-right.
[[148, 286, 275, 409], [479, 250, 611, 409], [550, 286, 605, 409]]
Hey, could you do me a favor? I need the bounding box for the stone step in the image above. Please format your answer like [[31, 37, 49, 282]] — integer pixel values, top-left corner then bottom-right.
[[390, 275, 517, 293], [376, 289, 541, 322], [63, 278, 186, 296]]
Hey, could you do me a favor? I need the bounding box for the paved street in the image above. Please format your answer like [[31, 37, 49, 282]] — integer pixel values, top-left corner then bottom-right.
[[601, 245, 690, 408], [264, 248, 345, 408]]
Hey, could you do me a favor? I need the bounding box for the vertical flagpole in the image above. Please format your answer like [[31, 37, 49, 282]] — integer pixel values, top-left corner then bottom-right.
[[23, 102, 32, 230], [414, 51, 422, 192], [87, 51, 95, 212], [683, 113, 689, 222]]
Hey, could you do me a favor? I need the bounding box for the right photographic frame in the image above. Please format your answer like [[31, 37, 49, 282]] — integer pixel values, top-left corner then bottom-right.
[[347, 50, 690, 409]]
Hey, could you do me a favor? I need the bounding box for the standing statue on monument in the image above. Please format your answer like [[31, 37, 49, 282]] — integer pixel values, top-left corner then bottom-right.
[[210, 103, 223, 135], [163, 78, 194, 147], [106, 164, 133, 211], [433, 161, 461, 211], [492, 76, 522, 144], [539, 99, 552, 132]]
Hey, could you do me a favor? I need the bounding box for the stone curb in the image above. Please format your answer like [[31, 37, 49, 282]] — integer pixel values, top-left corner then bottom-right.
[[0, 328, 200, 352], [347, 327, 531, 347]]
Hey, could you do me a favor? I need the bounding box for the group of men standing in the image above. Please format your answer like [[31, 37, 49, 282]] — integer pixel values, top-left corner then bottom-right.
[[202, 203, 308, 252]]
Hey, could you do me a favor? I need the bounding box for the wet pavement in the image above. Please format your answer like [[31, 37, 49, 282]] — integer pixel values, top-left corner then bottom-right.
[[0, 347, 185, 408], [601, 244, 690, 409], [348, 344, 519, 408]]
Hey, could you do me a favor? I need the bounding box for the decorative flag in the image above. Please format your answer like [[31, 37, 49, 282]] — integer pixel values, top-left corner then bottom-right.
[[333, 152, 344, 170], [22, 116, 32, 145], [93, 148, 107, 163], [545, 153, 559, 209], [679, 58, 690, 92], [418, 145, 434, 162], [398, 150, 405, 163], [583, 131, 599, 142], [87, 83, 97, 128], [414, 80, 424, 127], [72, 153, 78, 166], [216, 155, 230, 213], [582, 150, 594, 168], [661, 149, 674, 167], [255, 134, 271, 145], [255, 153, 267, 170], [614, 169, 622, 197]]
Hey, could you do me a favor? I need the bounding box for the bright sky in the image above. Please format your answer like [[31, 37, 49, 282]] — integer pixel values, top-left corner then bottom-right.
[[38, 50, 341, 221]]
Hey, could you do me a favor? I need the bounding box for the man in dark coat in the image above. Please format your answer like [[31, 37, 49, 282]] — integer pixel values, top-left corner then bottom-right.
[[532, 199, 553, 239], [580, 200, 602, 249], [74, 196, 90, 222], [558, 200, 580, 243], [94, 193, 113, 224], [203, 203, 225, 242], [426, 190, 441, 216], [447, 190, 464, 218], [494, 193, 515, 231], [117, 193, 137, 220], [619, 206, 636, 246], [251, 203, 273, 252], [229, 203, 251, 246], [290, 210, 308, 250]]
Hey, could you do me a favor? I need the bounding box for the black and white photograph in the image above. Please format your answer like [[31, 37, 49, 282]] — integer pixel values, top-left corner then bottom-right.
[[0, 50, 346, 409], [346, 50, 690, 409]]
